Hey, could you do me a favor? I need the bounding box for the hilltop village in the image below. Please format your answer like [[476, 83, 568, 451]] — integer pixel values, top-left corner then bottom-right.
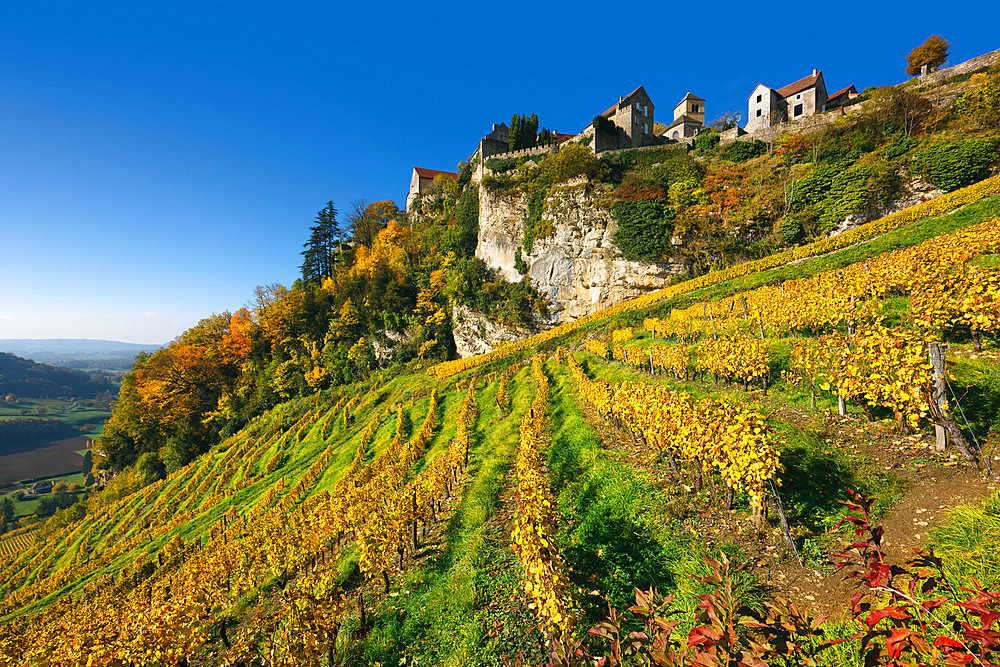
[[407, 47, 999, 211], [407, 69, 861, 210]]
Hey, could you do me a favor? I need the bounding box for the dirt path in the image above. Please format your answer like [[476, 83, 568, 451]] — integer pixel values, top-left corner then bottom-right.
[[759, 409, 996, 618]]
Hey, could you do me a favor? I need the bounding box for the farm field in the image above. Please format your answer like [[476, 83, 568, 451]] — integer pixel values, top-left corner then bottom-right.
[[0, 436, 91, 486]]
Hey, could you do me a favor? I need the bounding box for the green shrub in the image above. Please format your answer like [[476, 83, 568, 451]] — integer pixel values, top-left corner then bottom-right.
[[820, 119, 880, 166], [522, 190, 551, 254], [612, 200, 676, 261], [648, 150, 703, 191], [911, 138, 999, 191], [485, 156, 518, 172], [514, 248, 529, 275], [818, 161, 901, 232], [723, 140, 767, 162], [451, 185, 479, 256], [521, 143, 600, 190], [775, 216, 804, 244], [792, 164, 839, 209], [694, 130, 720, 152]]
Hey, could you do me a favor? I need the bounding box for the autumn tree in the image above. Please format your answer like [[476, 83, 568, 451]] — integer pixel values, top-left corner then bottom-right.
[[906, 35, 950, 75], [867, 85, 933, 137], [349, 200, 402, 247], [709, 111, 743, 131], [300, 201, 342, 284]]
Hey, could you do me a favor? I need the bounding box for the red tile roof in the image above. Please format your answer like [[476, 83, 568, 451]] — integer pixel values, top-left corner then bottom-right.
[[600, 85, 648, 118], [413, 167, 459, 180], [555, 132, 576, 143], [827, 85, 858, 101], [776, 72, 822, 98]]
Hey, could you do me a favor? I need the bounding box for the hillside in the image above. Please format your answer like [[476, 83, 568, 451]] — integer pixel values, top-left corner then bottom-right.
[[0, 352, 115, 400], [0, 167, 998, 664], [1, 49, 1000, 667], [0, 339, 164, 375]]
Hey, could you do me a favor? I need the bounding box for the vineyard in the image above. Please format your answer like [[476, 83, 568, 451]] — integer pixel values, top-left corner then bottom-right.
[[0, 178, 999, 665], [0, 531, 35, 559]]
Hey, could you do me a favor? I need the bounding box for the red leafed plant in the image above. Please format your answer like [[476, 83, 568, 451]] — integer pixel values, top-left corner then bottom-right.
[[570, 489, 1000, 666], [833, 488, 1000, 666], [576, 554, 839, 666]]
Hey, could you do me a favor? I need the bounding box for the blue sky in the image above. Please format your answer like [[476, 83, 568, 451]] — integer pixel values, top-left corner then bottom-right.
[[0, 1, 996, 344]]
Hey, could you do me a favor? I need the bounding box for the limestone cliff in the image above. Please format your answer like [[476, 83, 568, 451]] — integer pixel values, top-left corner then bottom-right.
[[476, 182, 688, 324], [451, 305, 531, 358]]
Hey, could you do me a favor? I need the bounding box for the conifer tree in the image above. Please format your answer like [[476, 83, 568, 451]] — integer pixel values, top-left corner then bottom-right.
[[300, 201, 342, 284]]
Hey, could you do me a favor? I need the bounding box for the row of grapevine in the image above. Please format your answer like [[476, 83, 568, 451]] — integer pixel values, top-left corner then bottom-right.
[[647, 217, 1000, 343], [568, 354, 780, 520], [429, 175, 1000, 380], [511, 356, 579, 642]]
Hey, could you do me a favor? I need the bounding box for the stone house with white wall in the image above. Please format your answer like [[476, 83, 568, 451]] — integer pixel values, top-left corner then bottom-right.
[[406, 167, 459, 212], [746, 69, 828, 133], [661, 92, 705, 139]]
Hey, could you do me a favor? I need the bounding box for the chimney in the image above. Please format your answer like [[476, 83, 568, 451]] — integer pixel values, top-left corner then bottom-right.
[[492, 123, 498, 131], [619, 96, 624, 103], [812, 68, 818, 76]]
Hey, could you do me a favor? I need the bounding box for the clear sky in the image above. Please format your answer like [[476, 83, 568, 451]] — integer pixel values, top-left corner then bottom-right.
[[1, 1, 996, 344]]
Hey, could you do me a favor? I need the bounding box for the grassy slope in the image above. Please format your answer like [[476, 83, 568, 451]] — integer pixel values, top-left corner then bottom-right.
[[2, 183, 999, 664]]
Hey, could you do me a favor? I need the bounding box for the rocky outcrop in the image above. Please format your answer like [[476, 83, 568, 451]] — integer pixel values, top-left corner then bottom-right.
[[476, 182, 688, 323], [451, 305, 531, 358], [476, 188, 528, 283], [831, 174, 944, 237], [372, 329, 414, 360]]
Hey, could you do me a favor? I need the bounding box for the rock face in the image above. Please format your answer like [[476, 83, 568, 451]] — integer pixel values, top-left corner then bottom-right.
[[476, 183, 688, 324], [831, 174, 944, 237], [476, 188, 529, 283], [451, 304, 531, 358]]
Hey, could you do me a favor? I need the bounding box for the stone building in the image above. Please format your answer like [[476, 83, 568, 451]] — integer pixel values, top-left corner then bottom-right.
[[746, 69, 829, 133], [661, 92, 705, 139], [826, 84, 859, 109], [599, 85, 656, 148], [479, 122, 510, 160], [406, 167, 459, 212]]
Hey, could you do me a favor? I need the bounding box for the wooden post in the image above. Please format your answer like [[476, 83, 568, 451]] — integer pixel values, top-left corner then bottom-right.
[[929, 342, 948, 452], [837, 387, 846, 416], [771, 485, 802, 566], [412, 489, 418, 551]]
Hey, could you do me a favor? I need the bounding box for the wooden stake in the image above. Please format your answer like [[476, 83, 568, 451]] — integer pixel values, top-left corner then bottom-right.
[[930, 342, 948, 452]]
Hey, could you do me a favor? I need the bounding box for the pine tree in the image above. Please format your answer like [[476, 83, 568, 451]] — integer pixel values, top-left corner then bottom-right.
[[300, 201, 342, 283]]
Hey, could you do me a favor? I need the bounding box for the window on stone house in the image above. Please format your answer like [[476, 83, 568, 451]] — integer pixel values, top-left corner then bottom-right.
[[756, 94, 762, 103], [644, 123, 649, 134], [693, 104, 699, 112], [793, 103, 803, 117], [796, 93, 801, 99], [756, 109, 762, 117]]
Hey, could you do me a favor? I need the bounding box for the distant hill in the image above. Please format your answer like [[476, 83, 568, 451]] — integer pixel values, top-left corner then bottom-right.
[[0, 339, 163, 372], [0, 352, 116, 399]]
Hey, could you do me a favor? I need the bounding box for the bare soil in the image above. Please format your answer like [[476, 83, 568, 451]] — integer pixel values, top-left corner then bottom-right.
[[0, 435, 89, 485]]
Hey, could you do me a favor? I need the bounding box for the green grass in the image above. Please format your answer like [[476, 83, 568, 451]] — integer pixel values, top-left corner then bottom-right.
[[545, 359, 766, 627], [931, 489, 1000, 591], [351, 365, 544, 667], [948, 354, 1000, 448]]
